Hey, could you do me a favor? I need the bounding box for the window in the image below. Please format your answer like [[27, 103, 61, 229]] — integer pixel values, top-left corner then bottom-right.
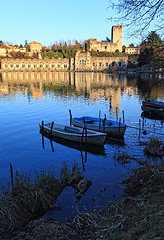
[[22, 65, 25, 68], [64, 64, 67, 68], [34, 65, 37, 68], [105, 46, 107, 49], [119, 62, 121, 67], [93, 62, 95, 66], [46, 65, 49, 68], [10, 65, 13, 68], [106, 62, 108, 67], [51, 65, 54, 68], [16, 65, 19, 68], [40, 65, 42, 67], [5, 65, 8, 68], [28, 65, 31, 67], [99, 62, 101, 67]]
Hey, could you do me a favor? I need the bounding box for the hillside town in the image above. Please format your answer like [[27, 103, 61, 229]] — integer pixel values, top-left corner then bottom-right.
[[0, 25, 163, 73]]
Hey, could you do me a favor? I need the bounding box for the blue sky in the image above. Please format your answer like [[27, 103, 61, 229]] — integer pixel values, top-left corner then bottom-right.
[[0, 0, 142, 47]]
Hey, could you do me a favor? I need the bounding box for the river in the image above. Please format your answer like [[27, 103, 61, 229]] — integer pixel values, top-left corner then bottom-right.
[[0, 71, 164, 220]]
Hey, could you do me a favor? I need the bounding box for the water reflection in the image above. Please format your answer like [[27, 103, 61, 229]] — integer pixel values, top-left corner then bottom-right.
[[1, 72, 164, 112], [40, 130, 106, 171]]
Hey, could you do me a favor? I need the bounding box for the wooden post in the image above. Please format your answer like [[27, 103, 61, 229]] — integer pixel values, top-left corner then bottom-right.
[[83, 117, 85, 126], [50, 122, 54, 137], [42, 121, 44, 131], [85, 126, 87, 144], [99, 118, 101, 132], [80, 127, 85, 146], [42, 135, 45, 149], [142, 115, 144, 130], [116, 107, 118, 121], [119, 118, 121, 135], [50, 140, 54, 152], [69, 109, 72, 126], [99, 110, 101, 119], [122, 111, 125, 123], [10, 163, 14, 194], [139, 119, 141, 140], [103, 117, 106, 132]]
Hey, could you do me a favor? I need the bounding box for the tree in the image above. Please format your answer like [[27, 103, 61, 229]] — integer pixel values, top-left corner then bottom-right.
[[138, 31, 164, 67], [108, 0, 164, 37], [129, 43, 134, 47]]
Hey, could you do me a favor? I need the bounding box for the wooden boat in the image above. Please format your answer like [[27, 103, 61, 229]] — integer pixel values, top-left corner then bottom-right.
[[72, 116, 127, 137], [141, 100, 164, 117], [142, 100, 164, 109], [39, 122, 106, 146], [141, 105, 164, 118]]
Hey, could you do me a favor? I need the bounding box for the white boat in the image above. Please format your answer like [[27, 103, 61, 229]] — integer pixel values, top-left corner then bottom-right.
[[72, 116, 127, 137], [39, 122, 106, 146]]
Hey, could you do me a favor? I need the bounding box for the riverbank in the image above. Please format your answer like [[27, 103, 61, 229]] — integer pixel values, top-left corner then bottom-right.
[[0, 138, 164, 240], [0, 161, 163, 240]]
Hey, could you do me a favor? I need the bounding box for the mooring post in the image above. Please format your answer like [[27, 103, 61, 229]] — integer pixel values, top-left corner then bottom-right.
[[42, 120, 44, 131], [10, 163, 14, 194], [99, 110, 101, 119], [69, 109, 72, 126], [122, 111, 125, 123], [116, 107, 118, 121], [142, 115, 144, 130], [103, 117, 106, 132], [119, 118, 121, 134], [50, 122, 54, 137], [81, 127, 85, 146], [139, 119, 141, 140], [83, 117, 85, 126], [99, 118, 101, 132], [85, 126, 87, 144]]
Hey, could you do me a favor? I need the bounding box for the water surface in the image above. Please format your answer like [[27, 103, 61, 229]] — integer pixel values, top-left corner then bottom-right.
[[0, 71, 164, 220]]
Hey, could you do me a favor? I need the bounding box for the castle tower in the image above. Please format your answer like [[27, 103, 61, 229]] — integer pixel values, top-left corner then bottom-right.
[[111, 25, 122, 52]]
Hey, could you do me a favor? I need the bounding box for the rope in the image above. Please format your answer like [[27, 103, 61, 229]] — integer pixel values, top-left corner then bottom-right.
[[126, 125, 164, 136]]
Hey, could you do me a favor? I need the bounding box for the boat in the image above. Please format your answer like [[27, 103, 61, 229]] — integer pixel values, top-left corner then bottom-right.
[[40, 130, 106, 156], [39, 122, 106, 146], [72, 116, 127, 137], [141, 100, 164, 118], [141, 105, 164, 118], [142, 100, 164, 109]]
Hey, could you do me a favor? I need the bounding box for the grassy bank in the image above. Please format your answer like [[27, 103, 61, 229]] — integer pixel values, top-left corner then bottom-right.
[[0, 138, 164, 239]]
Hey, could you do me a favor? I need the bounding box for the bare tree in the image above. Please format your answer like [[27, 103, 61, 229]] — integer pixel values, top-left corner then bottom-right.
[[108, 0, 164, 37]]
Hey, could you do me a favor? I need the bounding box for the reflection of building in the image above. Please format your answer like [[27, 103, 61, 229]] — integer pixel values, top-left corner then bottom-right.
[[90, 25, 123, 52], [1, 52, 128, 72], [0, 72, 138, 112], [125, 47, 140, 54]]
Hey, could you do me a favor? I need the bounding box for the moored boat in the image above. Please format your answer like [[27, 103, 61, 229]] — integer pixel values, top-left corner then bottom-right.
[[142, 100, 164, 109], [72, 116, 127, 137], [141, 105, 164, 118], [39, 122, 106, 146]]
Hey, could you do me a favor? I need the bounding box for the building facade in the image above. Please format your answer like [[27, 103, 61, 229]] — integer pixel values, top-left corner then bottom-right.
[[125, 46, 140, 54], [30, 41, 43, 52], [90, 25, 123, 53], [0, 52, 128, 72]]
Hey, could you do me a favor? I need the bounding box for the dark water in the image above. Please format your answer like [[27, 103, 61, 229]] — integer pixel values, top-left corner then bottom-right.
[[0, 71, 164, 221]]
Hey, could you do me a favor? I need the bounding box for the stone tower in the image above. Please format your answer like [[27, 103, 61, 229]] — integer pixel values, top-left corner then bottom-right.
[[111, 25, 122, 52]]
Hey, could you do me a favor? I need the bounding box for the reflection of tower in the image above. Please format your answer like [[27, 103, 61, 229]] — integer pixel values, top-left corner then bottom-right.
[[111, 25, 122, 52]]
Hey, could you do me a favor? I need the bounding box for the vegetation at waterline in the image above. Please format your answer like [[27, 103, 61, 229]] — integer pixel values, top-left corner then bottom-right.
[[0, 162, 91, 235], [0, 137, 163, 239]]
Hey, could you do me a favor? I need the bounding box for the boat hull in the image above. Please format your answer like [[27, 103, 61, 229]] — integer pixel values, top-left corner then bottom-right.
[[141, 105, 164, 117], [142, 100, 164, 109], [72, 116, 126, 137], [39, 123, 106, 146]]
